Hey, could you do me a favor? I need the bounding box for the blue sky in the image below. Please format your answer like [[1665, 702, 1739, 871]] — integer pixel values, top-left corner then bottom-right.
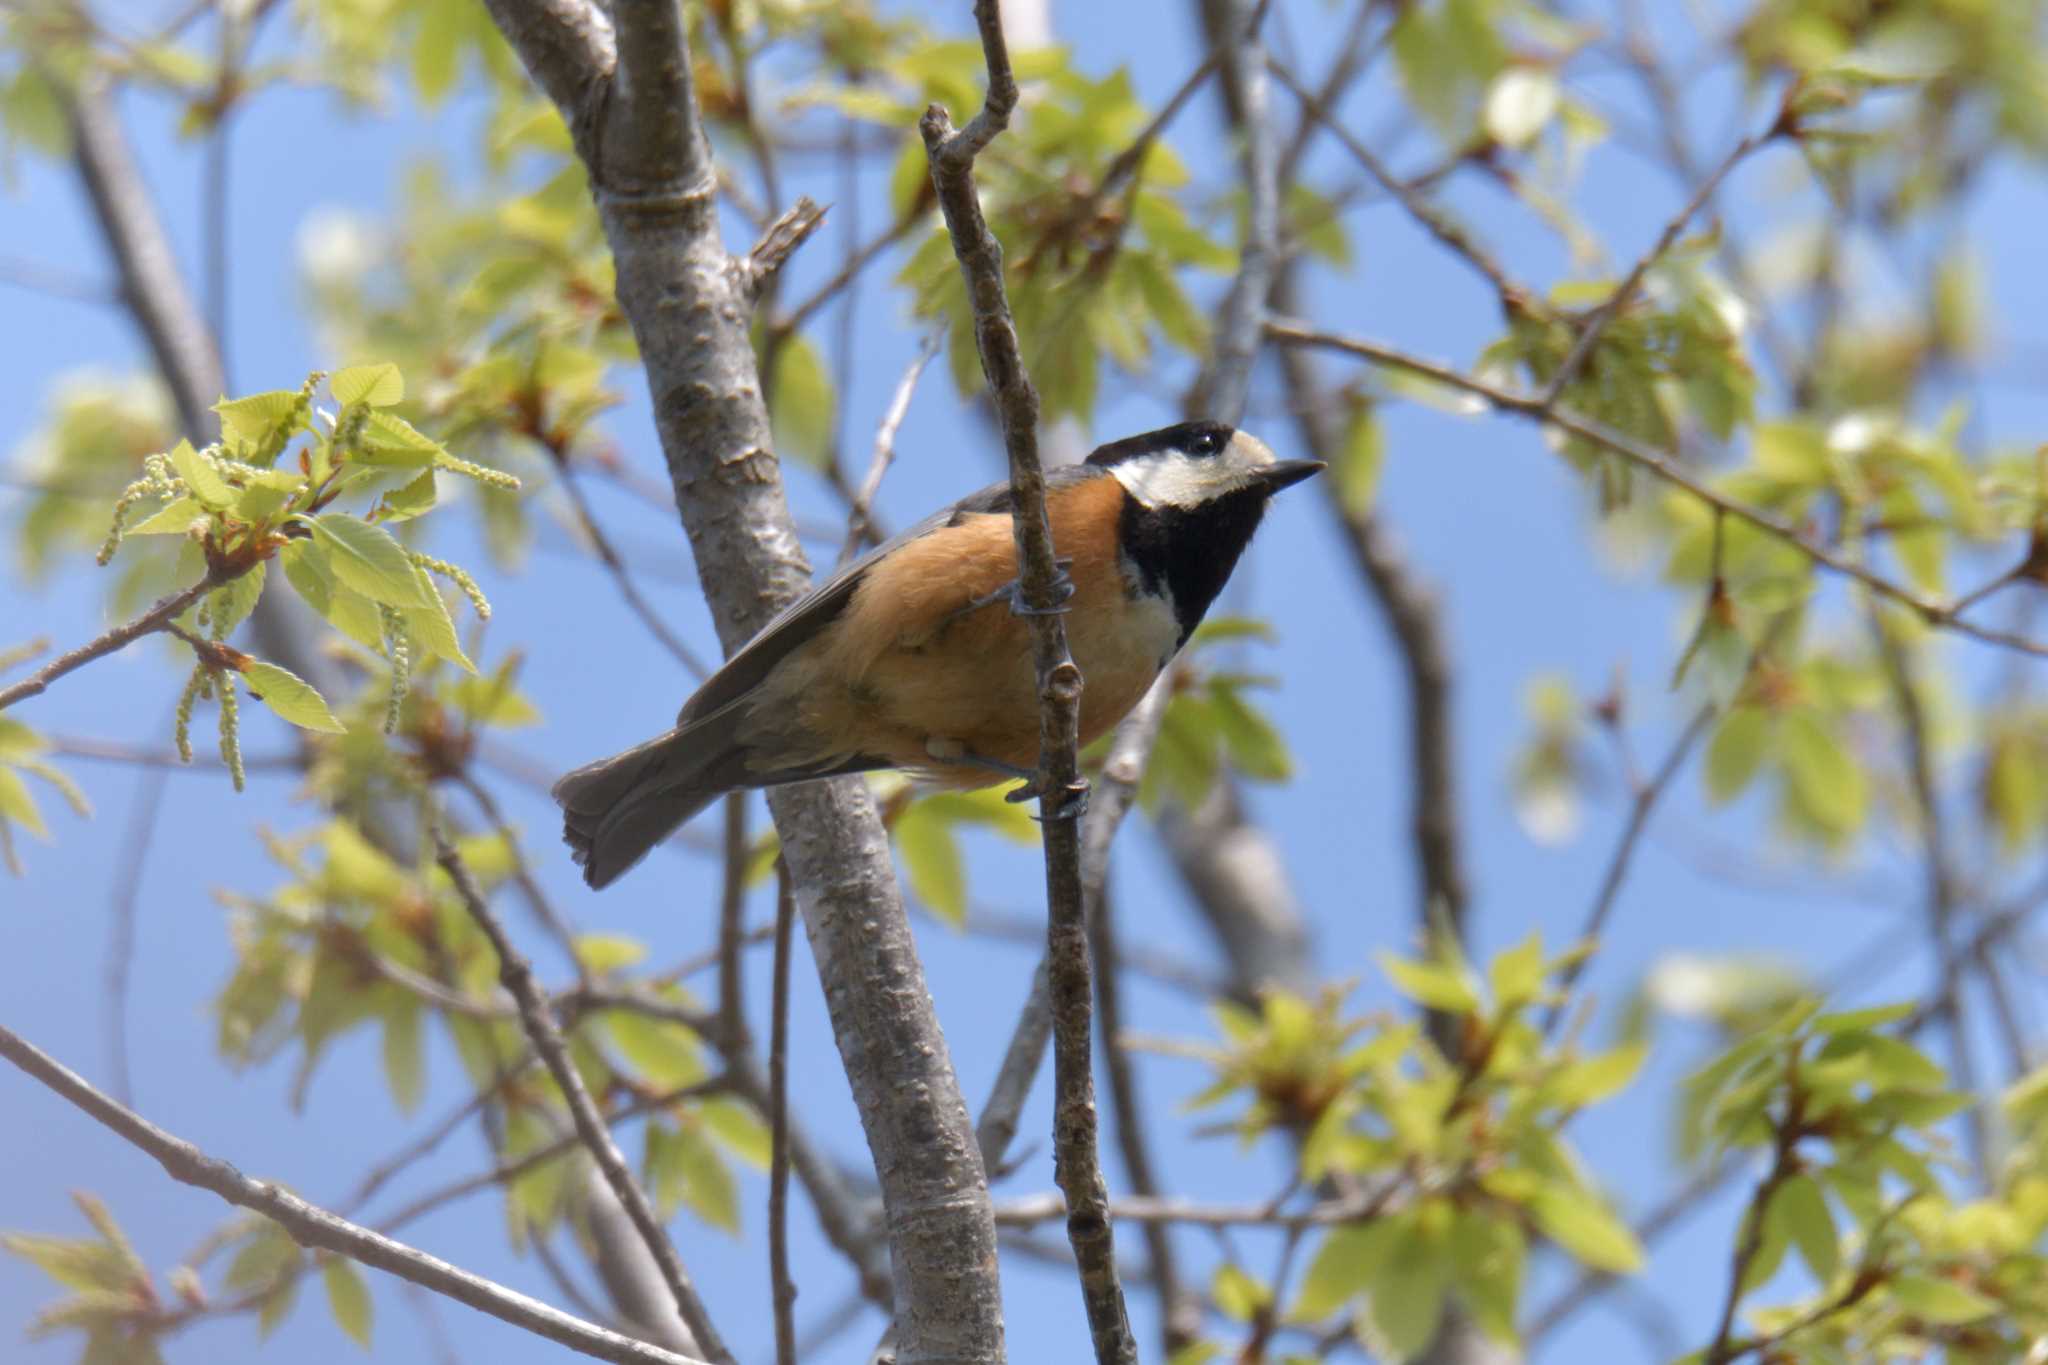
[[5, 2, 2048, 1362]]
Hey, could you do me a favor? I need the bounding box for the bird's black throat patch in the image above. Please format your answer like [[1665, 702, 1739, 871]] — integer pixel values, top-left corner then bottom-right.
[[1116, 485, 1272, 646]]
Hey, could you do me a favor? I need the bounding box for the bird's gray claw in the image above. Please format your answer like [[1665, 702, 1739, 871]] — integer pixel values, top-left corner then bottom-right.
[[1008, 777, 1090, 822], [976, 559, 1076, 618]]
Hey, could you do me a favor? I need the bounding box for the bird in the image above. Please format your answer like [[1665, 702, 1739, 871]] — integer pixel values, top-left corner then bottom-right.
[[553, 418, 1323, 888]]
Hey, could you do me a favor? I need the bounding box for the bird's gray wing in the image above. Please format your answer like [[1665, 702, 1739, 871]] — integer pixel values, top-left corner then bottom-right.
[[675, 467, 1098, 727]]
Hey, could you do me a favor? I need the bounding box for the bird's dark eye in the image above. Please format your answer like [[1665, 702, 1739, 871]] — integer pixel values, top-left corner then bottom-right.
[[1189, 429, 1222, 456]]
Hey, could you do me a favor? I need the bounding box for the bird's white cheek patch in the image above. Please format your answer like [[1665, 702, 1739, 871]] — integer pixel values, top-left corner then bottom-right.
[[1112, 452, 1257, 509]]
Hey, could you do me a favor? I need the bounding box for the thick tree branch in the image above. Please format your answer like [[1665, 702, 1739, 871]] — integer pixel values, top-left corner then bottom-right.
[[481, 3, 1000, 1359], [0, 1023, 709, 1365], [921, 3, 1131, 1359]]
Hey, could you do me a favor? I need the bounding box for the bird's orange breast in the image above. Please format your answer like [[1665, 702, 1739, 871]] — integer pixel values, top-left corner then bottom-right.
[[747, 473, 1179, 783]]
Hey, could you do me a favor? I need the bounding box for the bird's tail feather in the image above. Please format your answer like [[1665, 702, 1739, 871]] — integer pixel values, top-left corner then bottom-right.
[[552, 721, 738, 889]]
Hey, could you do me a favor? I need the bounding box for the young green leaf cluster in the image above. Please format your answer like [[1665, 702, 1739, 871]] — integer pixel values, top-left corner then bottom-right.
[[1679, 1001, 2048, 1363], [86, 366, 514, 793], [1174, 934, 1647, 1361]]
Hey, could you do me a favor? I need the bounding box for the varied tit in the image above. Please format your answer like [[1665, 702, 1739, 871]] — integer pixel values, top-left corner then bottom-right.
[[554, 419, 1323, 888]]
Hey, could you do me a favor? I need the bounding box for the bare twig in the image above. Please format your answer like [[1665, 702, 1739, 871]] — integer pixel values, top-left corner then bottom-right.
[[716, 794, 750, 1052], [768, 876, 799, 1365], [922, 2, 1133, 1358], [556, 468, 710, 679], [993, 1186, 1395, 1229], [1265, 318, 2048, 660], [0, 1023, 709, 1365], [1195, 0, 1279, 423], [103, 760, 169, 1106], [741, 196, 829, 300], [434, 832, 733, 1364], [1268, 58, 1528, 316], [0, 256, 117, 306], [45, 733, 297, 771], [1544, 703, 1716, 1038], [839, 333, 941, 567], [0, 574, 218, 713], [774, 213, 922, 342]]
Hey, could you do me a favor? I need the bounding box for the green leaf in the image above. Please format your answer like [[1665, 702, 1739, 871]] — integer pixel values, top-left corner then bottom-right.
[[1547, 1040, 1649, 1107], [446, 675, 542, 728], [1705, 707, 1771, 802], [380, 1002, 424, 1114], [1766, 1173, 1838, 1285], [895, 801, 966, 925], [331, 363, 404, 408], [129, 497, 207, 536], [280, 539, 332, 615], [208, 563, 267, 637], [169, 440, 233, 508], [1488, 932, 1545, 1008], [1335, 403, 1383, 516], [321, 1256, 373, 1348], [1212, 1264, 1269, 1322], [1379, 951, 1480, 1014], [307, 515, 430, 608], [574, 934, 647, 976], [700, 1097, 772, 1171], [1294, 1219, 1402, 1320], [1891, 1273, 1998, 1324], [400, 568, 476, 673], [0, 1233, 130, 1294], [1529, 1185, 1642, 1273], [376, 470, 437, 523], [214, 390, 303, 451], [243, 661, 346, 734], [768, 334, 836, 471], [673, 1125, 739, 1234], [0, 767, 47, 839], [1211, 682, 1291, 781], [605, 1010, 705, 1090], [1448, 1208, 1524, 1343], [1781, 710, 1865, 836], [1367, 1216, 1449, 1361], [355, 411, 444, 466]]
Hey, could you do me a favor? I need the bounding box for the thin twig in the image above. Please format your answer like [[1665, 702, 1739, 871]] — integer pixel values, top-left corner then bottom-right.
[[716, 793, 750, 1053], [557, 469, 709, 680], [103, 759, 170, 1106], [1539, 109, 1787, 405], [993, 1186, 1395, 1229], [921, 3, 1133, 1358], [774, 213, 922, 341], [768, 875, 799, 1365], [0, 1023, 709, 1365], [368, 1076, 730, 1234], [1544, 703, 1716, 1038], [456, 771, 586, 979], [1264, 319, 2048, 660], [1267, 57, 1528, 315], [0, 573, 218, 713], [838, 333, 941, 567], [434, 832, 734, 1364], [917, 2, 1130, 1358], [1197, 0, 1280, 425]]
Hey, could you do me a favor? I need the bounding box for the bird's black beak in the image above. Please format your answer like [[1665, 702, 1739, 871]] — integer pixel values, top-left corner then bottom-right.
[[1254, 459, 1326, 493]]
